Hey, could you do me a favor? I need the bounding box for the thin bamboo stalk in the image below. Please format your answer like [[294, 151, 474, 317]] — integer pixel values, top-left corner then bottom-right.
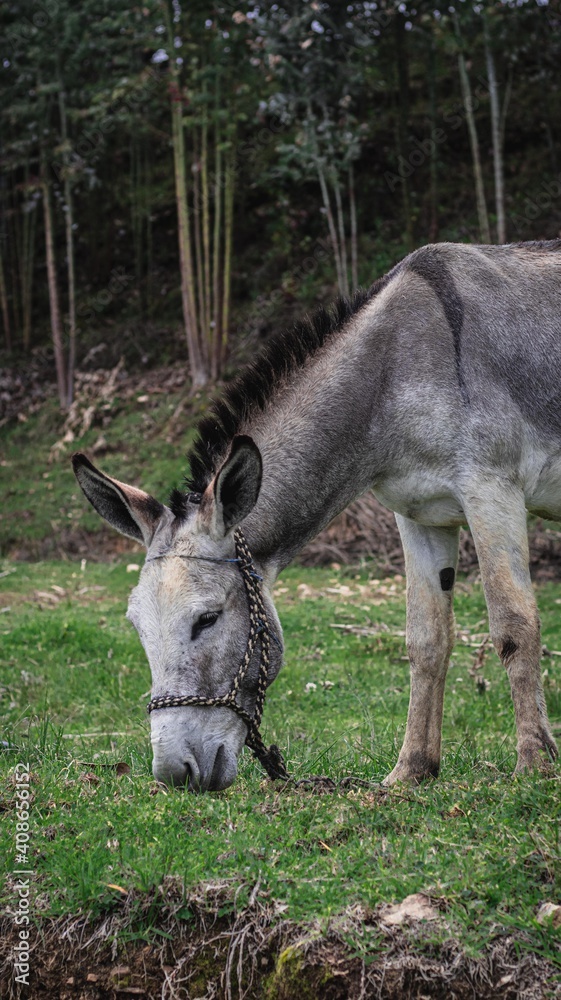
[[193, 131, 206, 368], [455, 14, 490, 243], [58, 82, 77, 406], [428, 30, 439, 243], [483, 12, 505, 243], [332, 171, 349, 297], [21, 196, 36, 352], [307, 105, 344, 292], [41, 159, 67, 409], [164, 0, 206, 386], [321, 105, 348, 296], [171, 91, 206, 385], [0, 249, 11, 351], [316, 159, 343, 291], [201, 91, 211, 344], [220, 138, 235, 376], [211, 79, 222, 380], [348, 162, 358, 292], [395, 11, 413, 251]]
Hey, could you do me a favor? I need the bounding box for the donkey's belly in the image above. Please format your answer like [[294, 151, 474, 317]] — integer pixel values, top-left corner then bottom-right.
[[373, 476, 465, 528], [527, 452, 561, 522]]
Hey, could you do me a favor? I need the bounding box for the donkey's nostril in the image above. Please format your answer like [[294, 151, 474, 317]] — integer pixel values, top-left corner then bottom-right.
[[209, 743, 226, 791], [185, 752, 201, 792]]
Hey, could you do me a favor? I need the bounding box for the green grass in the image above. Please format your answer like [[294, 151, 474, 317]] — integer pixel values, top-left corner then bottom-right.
[[1, 557, 560, 963]]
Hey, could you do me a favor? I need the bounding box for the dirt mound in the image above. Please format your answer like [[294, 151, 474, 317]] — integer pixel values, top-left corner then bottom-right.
[[1, 884, 557, 999]]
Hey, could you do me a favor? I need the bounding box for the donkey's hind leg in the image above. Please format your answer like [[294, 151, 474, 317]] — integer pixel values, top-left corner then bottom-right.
[[383, 518, 459, 786], [464, 480, 557, 772]]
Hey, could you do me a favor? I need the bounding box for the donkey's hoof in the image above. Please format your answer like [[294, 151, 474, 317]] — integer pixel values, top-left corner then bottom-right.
[[382, 753, 440, 787], [514, 736, 558, 776]]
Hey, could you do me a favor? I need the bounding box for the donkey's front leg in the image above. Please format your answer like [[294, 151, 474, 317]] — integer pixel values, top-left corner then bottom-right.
[[383, 518, 459, 786], [464, 482, 557, 773]]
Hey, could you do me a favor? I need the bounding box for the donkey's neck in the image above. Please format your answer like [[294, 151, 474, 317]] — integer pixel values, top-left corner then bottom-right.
[[241, 304, 386, 573]]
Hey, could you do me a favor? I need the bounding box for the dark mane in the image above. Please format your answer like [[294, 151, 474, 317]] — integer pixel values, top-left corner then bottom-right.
[[180, 279, 389, 501]]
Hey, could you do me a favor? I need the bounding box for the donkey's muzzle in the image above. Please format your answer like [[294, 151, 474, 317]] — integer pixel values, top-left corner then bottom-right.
[[152, 740, 239, 792]]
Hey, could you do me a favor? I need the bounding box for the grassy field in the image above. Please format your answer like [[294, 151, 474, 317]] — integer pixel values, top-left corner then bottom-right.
[[1, 554, 560, 997]]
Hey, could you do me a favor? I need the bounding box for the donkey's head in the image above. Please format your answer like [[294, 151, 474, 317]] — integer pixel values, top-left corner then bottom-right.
[[72, 437, 283, 792]]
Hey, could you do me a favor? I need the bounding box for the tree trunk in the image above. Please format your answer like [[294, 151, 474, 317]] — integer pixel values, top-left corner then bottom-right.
[[457, 49, 491, 243], [220, 139, 235, 375], [308, 108, 344, 294], [332, 170, 349, 297], [145, 141, 154, 318], [21, 192, 36, 352], [42, 161, 67, 410], [395, 12, 413, 251], [0, 248, 10, 351], [0, 172, 12, 351], [164, 0, 206, 387], [428, 30, 439, 242], [321, 105, 348, 296], [193, 131, 206, 369], [482, 13, 505, 243], [348, 162, 358, 292], [316, 157, 344, 293], [171, 87, 206, 387], [58, 83, 77, 406], [201, 98, 211, 344], [211, 87, 223, 381]]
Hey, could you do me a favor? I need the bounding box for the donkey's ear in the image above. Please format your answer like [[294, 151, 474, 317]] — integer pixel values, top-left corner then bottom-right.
[[72, 453, 166, 546], [202, 436, 262, 540]]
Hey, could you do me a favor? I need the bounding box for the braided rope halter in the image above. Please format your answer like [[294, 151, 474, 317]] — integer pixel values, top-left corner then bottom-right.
[[146, 527, 289, 782]]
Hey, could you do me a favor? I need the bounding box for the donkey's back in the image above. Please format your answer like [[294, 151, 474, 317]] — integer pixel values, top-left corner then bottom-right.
[[430, 240, 561, 433]]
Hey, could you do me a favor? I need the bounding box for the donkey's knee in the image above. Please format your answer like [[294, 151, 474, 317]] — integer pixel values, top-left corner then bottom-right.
[[489, 606, 541, 668], [406, 596, 455, 679]]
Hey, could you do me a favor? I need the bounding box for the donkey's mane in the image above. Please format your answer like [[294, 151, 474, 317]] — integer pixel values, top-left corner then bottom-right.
[[171, 280, 387, 514]]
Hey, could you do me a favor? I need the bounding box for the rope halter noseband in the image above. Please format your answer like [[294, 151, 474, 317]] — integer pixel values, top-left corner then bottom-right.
[[145, 527, 289, 782]]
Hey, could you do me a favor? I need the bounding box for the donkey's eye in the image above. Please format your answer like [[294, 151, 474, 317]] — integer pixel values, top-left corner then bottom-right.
[[191, 611, 221, 641]]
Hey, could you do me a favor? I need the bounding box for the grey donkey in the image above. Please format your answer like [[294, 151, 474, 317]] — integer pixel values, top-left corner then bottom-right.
[[73, 239, 560, 791]]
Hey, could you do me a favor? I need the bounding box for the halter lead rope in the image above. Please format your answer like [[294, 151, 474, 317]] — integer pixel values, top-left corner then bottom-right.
[[146, 528, 290, 782]]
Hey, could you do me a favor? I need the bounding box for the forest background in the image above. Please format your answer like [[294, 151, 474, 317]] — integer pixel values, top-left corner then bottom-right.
[[1, 0, 560, 412]]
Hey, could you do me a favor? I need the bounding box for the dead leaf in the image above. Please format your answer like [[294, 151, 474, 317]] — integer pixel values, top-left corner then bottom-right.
[[80, 772, 100, 785], [34, 590, 60, 604], [380, 893, 438, 926], [106, 883, 128, 895], [537, 902, 561, 927], [77, 761, 130, 776], [447, 804, 465, 818], [111, 966, 131, 978]]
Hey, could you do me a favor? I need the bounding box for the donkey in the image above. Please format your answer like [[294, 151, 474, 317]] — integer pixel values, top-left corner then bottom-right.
[[72, 239, 560, 791]]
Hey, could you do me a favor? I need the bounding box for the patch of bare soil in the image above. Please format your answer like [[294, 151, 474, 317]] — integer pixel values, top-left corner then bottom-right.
[[0, 884, 558, 1000]]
